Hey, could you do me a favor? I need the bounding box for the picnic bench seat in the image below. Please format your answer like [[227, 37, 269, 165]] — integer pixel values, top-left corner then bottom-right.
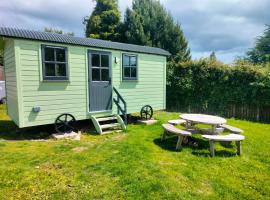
[[162, 124, 192, 150], [202, 134, 245, 157], [220, 124, 243, 134], [168, 119, 186, 125]]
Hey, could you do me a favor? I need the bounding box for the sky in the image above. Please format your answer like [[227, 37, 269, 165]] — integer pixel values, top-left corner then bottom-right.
[[0, 0, 269, 63]]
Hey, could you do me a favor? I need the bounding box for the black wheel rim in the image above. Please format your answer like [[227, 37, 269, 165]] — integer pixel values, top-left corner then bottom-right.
[[55, 113, 76, 134], [140, 105, 153, 120]]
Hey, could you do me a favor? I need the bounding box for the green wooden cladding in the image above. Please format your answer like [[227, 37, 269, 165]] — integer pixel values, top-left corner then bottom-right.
[[4, 39, 166, 128], [4, 39, 20, 126]]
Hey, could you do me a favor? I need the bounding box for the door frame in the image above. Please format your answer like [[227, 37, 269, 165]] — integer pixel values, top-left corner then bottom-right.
[[87, 49, 113, 113]]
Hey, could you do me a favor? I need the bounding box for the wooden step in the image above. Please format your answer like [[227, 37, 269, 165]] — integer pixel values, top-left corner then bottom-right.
[[97, 116, 117, 122], [100, 123, 121, 130], [101, 130, 123, 135], [90, 114, 126, 134]]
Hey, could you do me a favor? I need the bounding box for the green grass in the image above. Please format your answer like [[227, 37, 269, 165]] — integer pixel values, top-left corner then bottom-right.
[[0, 105, 269, 199]]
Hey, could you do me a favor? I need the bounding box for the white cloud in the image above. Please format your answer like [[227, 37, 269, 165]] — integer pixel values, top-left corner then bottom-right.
[[192, 47, 246, 64]]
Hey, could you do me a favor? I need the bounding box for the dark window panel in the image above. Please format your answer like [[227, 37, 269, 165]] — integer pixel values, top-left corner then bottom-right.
[[56, 48, 66, 62], [92, 54, 100, 67], [45, 63, 55, 76], [92, 68, 100, 81], [101, 69, 109, 81], [101, 55, 109, 67], [55, 64, 66, 76], [131, 67, 137, 78], [124, 67, 130, 78], [45, 47, 55, 61]]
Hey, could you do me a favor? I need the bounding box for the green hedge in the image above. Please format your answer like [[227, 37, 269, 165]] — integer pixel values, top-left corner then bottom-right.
[[166, 59, 270, 122]]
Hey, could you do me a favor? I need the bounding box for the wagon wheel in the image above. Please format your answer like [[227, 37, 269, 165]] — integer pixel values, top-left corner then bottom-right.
[[140, 105, 153, 120], [55, 113, 76, 134]]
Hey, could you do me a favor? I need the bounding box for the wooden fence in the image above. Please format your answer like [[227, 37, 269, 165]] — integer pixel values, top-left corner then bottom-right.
[[167, 103, 270, 123]]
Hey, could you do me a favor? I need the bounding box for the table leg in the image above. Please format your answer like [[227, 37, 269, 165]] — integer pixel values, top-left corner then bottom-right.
[[212, 125, 217, 134], [176, 136, 184, 150], [182, 136, 189, 144], [185, 121, 190, 129], [161, 130, 167, 141], [209, 140, 215, 157], [186, 121, 196, 131], [236, 141, 242, 155]]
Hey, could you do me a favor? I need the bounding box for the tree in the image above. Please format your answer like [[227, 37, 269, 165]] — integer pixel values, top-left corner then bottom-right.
[[123, 0, 191, 62], [44, 27, 74, 36], [247, 25, 270, 64], [84, 0, 121, 41], [123, 8, 147, 45], [209, 51, 217, 61]]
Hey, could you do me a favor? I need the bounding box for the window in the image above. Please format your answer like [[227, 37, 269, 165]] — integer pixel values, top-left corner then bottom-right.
[[91, 53, 110, 81], [122, 54, 137, 80], [41, 45, 68, 80]]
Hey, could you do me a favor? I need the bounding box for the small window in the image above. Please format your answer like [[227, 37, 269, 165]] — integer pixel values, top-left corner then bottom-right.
[[101, 55, 109, 67], [92, 54, 100, 67], [91, 53, 110, 82], [42, 45, 68, 80], [122, 54, 138, 80]]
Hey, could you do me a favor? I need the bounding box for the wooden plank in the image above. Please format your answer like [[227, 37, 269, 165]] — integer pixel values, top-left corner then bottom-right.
[[202, 134, 245, 142], [220, 124, 243, 134], [24, 99, 86, 107], [4, 39, 19, 125], [162, 124, 191, 136]]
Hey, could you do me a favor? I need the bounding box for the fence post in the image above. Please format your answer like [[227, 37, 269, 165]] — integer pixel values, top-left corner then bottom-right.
[[256, 106, 260, 122]]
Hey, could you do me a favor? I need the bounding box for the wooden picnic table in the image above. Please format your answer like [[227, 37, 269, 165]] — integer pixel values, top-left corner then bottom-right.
[[180, 114, 227, 134]]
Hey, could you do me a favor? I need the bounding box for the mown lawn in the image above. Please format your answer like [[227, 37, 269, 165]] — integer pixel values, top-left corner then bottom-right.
[[0, 105, 269, 200]]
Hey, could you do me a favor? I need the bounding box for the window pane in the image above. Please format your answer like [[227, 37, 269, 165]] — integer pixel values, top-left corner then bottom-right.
[[44, 47, 55, 61], [101, 55, 109, 67], [92, 54, 100, 67], [92, 68, 100, 81], [56, 48, 66, 62], [124, 67, 130, 78], [55, 64, 66, 76], [131, 67, 137, 78], [45, 63, 55, 76], [101, 69, 109, 81], [123, 55, 129, 66], [130, 56, 137, 66]]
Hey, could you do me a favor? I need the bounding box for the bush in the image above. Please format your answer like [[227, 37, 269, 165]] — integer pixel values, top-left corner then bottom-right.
[[167, 59, 270, 122]]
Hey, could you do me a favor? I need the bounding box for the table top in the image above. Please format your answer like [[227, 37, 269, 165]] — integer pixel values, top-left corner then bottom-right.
[[180, 114, 227, 125]]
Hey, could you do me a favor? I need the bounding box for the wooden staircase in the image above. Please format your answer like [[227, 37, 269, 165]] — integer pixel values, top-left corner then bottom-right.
[[90, 87, 127, 134], [90, 114, 126, 134]]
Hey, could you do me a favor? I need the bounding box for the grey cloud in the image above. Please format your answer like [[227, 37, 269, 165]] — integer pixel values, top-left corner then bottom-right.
[[164, 0, 269, 62], [0, 0, 269, 63], [0, 0, 94, 35]]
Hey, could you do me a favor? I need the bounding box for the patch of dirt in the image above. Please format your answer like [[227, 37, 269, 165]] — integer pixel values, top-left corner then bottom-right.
[[72, 147, 88, 153], [197, 181, 213, 196], [36, 162, 64, 171], [111, 134, 127, 141]]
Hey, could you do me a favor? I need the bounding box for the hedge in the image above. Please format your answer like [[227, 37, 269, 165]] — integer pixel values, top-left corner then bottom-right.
[[166, 59, 270, 122]]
